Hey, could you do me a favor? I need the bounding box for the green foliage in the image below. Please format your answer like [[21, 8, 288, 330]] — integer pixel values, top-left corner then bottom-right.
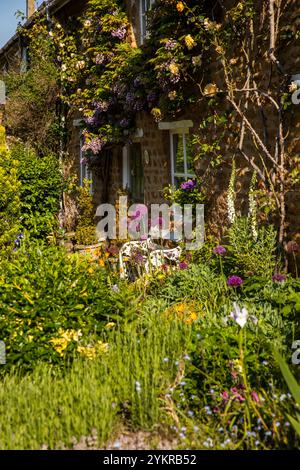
[[275, 352, 300, 436], [3, 20, 60, 153], [226, 217, 278, 277], [0, 128, 21, 252], [75, 179, 97, 245], [0, 241, 120, 369], [0, 313, 190, 449], [163, 179, 204, 207], [10, 144, 63, 239]]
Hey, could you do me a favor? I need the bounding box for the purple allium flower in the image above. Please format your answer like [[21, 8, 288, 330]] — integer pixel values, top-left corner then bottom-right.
[[180, 179, 197, 191], [214, 245, 226, 255], [165, 39, 177, 50], [111, 25, 127, 40], [179, 261, 188, 270], [272, 273, 286, 283], [227, 275, 243, 287]]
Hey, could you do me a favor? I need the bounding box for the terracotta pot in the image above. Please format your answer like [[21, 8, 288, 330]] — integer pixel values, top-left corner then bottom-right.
[[74, 242, 104, 258]]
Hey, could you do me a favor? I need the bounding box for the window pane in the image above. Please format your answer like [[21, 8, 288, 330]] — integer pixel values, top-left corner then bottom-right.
[[185, 135, 195, 173], [173, 134, 185, 174], [174, 176, 185, 189]]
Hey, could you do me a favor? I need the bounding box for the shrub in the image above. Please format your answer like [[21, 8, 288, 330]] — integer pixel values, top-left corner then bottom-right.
[[0, 126, 21, 252], [0, 241, 121, 369], [11, 144, 63, 239]]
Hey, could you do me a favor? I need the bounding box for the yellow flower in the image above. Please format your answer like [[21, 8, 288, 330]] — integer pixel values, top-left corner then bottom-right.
[[185, 35, 196, 50], [229, 57, 238, 65], [215, 45, 224, 55], [151, 108, 162, 122], [176, 2, 184, 12], [168, 91, 177, 101], [88, 267, 94, 274], [169, 63, 179, 75], [98, 259, 105, 266], [203, 83, 218, 97], [105, 322, 116, 330]]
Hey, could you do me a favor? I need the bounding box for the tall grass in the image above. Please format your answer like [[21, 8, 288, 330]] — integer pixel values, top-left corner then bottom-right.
[[0, 308, 191, 449]]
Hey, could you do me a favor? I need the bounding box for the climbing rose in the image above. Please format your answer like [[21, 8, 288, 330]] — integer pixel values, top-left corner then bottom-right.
[[176, 2, 184, 12]]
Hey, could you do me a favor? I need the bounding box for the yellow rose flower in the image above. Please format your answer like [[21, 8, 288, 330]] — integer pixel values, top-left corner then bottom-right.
[[185, 34, 196, 50], [176, 2, 184, 12], [169, 63, 179, 75]]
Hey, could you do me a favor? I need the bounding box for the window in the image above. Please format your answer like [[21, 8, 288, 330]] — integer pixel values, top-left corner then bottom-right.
[[140, 0, 155, 44], [80, 137, 93, 192], [170, 131, 195, 186]]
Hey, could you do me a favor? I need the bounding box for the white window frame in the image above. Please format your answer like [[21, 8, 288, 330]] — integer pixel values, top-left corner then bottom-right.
[[80, 136, 93, 193], [140, 0, 155, 44], [170, 129, 195, 185]]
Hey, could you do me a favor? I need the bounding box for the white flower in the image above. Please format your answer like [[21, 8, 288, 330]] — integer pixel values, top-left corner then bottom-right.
[[230, 302, 248, 328], [61, 64, 67, 72], [84, 20, 91, 28]]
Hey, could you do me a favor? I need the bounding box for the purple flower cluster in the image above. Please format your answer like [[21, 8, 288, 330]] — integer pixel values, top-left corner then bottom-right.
[[14, 233, 24, 251], [84, 116, 97, 126], [120, 118, 130, 128], [111, 25, 127, 40], [214, 245, 226, 255], [93, 100, 109, 113], [94, 53, 106, 65], [272, 273, 286, 283], [180, 179, 197, 191], [82, 137, 105, 155], [165, 39, 177, 51], [179, 261, 188, 270], [227, 275, 243, 287]]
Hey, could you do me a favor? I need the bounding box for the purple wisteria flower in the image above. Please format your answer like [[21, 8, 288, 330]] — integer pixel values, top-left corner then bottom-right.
[[84, 116, 96, 126], [120, 118, 130, 128], [214, 245, 226, 255], [82, 137, 105, 155], [93, 100, 109, 113], [227, 275, 243, 287], [111, 25, 127, 40], [180, 179, 197, 191], [94, 53, 106, 65], [165, 39, 177, 50], [272, 273, 286, 283]]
